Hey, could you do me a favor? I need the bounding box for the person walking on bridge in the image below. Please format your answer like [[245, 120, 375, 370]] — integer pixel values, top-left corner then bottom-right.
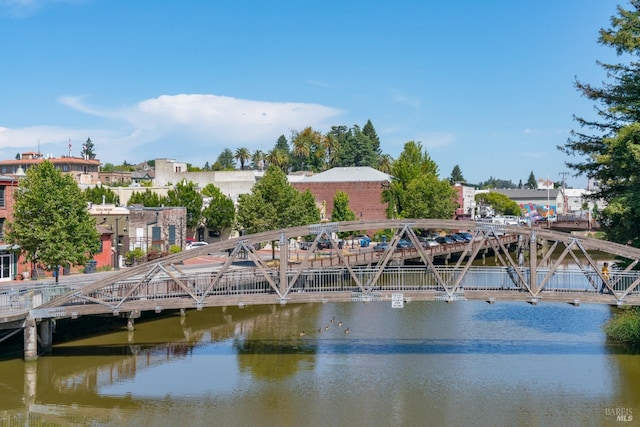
[[599, 262, 610, 294]]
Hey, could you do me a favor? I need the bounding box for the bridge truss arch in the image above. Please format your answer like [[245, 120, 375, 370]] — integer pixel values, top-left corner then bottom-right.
[[30, 219, 640, 320]]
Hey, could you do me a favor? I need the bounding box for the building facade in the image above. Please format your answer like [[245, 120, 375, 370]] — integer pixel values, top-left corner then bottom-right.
[[0, 152, 101, 186]]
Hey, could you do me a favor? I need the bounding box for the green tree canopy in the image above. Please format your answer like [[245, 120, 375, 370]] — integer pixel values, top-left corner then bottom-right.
[[383, 141, 454, 219], [236, 166, 320, 234], [83, 186, 119, 205], [235, 147, 251, 170], [331, 191, 357, 222], [559, 2, 640, 247], [450, 165, 465, 184], [526, 171, 537, 189], [201, 183, 235, 237], [165, 180, 203, 229], [5, 161, 101, 276], [215, 148, 236, 170], [81, 137, 96, 159], [128, 189, 167, 207], [475, 192, 521, 216]]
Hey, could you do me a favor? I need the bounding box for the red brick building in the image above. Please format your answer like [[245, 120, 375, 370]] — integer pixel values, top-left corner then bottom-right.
[[291, 167, 391, 222], [0, 175, 20, 280], [0, 151, 101, 187]]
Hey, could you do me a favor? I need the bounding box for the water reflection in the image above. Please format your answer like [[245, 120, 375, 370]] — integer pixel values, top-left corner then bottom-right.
[[0, 301, 638, 426]]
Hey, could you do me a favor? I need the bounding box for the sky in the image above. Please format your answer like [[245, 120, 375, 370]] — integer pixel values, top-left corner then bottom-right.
[[0, 0, 625, 188]]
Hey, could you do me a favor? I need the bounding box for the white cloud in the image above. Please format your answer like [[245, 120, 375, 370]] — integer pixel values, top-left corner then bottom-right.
[[1, 94, 344, 165]]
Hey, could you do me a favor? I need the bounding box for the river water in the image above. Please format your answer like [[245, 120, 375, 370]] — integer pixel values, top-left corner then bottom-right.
[[0, 300, 638, 426]]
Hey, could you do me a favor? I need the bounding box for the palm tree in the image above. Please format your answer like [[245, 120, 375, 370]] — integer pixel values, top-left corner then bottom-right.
[[266, 148, 289, 173], [377, 154, 393, 174], [251, 150, 265, 171], [235, 147, 251, 170]]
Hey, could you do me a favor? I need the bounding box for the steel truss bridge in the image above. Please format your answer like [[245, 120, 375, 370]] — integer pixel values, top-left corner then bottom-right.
[[3, 219, 640, 359]]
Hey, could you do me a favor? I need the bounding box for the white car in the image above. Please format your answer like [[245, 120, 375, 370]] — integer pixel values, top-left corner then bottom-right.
[[186, 241, 209, 250]]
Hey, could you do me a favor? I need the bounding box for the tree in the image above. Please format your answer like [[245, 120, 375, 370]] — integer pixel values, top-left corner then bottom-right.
[[83, 186, 119, 205], [216, 149, 236, 170], [526, 171, 537, 189], [201, 184, 235, 238], [165, 180, 203, 229], [559, 2, 640, 247], [81, 138, 96, 160], [377, 154, 393, 174], [382, 141, 455, 219], [5, 161, 100, 281], [235, 147, 251, 170], [331, 191, 356, 223], [450, 165, 465, 184], [101, 163, 115, 172], [128, 189, 167, 207], [336, 125, 379, 168], [477, 177, 516, 189], [236, 166, 320, 235], [266, 148, 289, 172], [251, 150, 265, 170], [362, 119, 381, 156], [475, 192, 522, 216]]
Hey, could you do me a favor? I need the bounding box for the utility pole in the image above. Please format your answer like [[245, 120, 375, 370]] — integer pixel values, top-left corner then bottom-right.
[[559, 171, 570, 215]]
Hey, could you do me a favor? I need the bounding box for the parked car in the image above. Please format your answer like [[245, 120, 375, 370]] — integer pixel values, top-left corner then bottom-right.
[[435, 236, 455, 245], [186, 241, 209, 250], [396, 239, 414, 249], [356, 235, 371, 247], [317, 239, 332, 250], [446, 234, 465, 243], [421, 238, 440, 247], [373, 242, 390, 252], [456, 232, 474, 241]]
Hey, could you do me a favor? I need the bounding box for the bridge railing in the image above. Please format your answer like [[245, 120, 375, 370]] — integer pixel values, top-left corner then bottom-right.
[[0, 284, 75, 314]]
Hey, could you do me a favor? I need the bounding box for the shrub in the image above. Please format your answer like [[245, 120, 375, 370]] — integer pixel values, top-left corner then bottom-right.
[[604, 307, 640, 345]]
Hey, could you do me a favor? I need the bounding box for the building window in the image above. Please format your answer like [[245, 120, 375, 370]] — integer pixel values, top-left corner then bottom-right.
[[63, 165, 69, 171], [0, 186, 4, 208], [1, 167, 5, 174], [0, 218, 4, 239]]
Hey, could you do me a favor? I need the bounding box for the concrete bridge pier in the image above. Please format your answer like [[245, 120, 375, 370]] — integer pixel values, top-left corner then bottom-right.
[[127, 310, 141, 331], [38, 319, 53, 353], [23, 318, 38, 361]]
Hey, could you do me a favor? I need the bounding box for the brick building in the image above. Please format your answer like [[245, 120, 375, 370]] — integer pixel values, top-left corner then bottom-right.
[[0, 175, 20, 280], [291, 167, 391, 222]]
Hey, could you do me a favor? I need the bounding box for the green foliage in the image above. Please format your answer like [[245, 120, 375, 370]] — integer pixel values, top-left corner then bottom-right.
[[526, 171, 537, 189], [83, 186, 119, 205], [201, 183, 235, 235], [101, 163, 115, 172], [235, 147, 251, 170], [450, 164, 465, 184], [475, 192, 522, 216], [128, 189, 167, 207], [236, 166, 320, 234], [169, 245, 182, 254], [477, 176, 517, 189], [165, 181, 203, 229], [336, 125, 380, 168], [560, 3, 640, 248], [331, 191, 356, 222], [5, 161, 101, 269], [603, 306, 640, 345], [81, 137, 96, 159], [126, 247, 145, 263], [216, 148, 236, 170], [383, 141, 454, 219]]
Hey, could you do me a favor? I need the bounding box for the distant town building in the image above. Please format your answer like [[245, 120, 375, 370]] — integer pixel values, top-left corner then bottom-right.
[[0, 151, 100, 186]]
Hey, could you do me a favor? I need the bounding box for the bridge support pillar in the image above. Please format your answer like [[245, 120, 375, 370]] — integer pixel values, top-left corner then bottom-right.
[[23, 318, 38, 361], [180, 308, 186, 317], [38, 319, 53, 353], [127, 311, 140, 331], [529, 232, 538, 294]]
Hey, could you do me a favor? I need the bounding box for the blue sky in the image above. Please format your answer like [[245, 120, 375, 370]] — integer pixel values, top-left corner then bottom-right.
[[0, 0, 623, 188]]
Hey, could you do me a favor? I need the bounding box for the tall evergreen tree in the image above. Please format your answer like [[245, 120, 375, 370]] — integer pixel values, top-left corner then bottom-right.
[[81, 138, 96, 159], [362, 119, 381, 155], [526, 171, 537, 189], [559, 2, 640, 247], [450, 165, 465, 184]]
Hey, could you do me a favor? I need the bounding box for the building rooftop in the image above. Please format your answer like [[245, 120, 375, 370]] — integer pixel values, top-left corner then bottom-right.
[[299, 167, 391, 183]]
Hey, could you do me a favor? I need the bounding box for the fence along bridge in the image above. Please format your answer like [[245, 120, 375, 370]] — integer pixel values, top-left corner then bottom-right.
[[3, 219, 640, 360]]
